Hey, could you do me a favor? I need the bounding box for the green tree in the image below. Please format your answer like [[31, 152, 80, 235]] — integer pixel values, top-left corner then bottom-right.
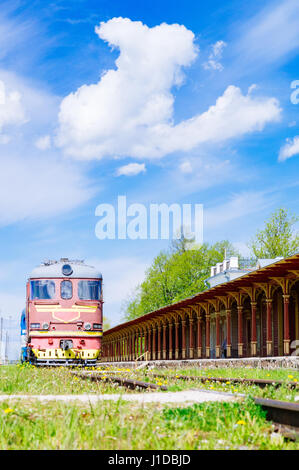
[[122, 239, 239, 321], [102, 316, 111, 331], [248, 208, 299, 259]]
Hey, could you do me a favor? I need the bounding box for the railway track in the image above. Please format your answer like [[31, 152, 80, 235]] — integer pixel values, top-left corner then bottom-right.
[[146, 373, 299, 389], [72, 371, 168, 391], [252, 397, 299, 440], [72, 370, 299, 440], [144, 372, 299, 440]]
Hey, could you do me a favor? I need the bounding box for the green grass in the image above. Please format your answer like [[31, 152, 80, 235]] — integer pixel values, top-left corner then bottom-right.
[[3, 363, 297, 402], [148, 366, 299, 381], [136, 367, 299, 402], [0, 397, 297, 450], [0, 364, 135, 395], [1, 364, 299, 449]]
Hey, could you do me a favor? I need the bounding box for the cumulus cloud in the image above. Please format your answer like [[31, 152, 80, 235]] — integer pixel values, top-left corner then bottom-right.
[[278, 136, 299, 161], [203, 40, 227, 71], [0, 80, 26, 137], [56, 18, 281, 161], [116, 162, 146, 176]]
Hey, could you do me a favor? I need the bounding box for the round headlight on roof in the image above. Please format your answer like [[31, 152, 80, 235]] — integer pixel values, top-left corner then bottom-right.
[[62, 264, 73, 276]]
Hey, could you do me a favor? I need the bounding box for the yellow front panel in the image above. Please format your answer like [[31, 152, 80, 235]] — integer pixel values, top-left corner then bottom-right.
[[32, 348, 100, 360]]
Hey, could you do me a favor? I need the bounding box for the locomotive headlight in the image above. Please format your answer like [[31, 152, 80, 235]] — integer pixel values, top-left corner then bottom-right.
[[30, 323, 40, 329], [93, 323, 102, 330], [84, 322, 92, 331], [42, 322, 49, 330]]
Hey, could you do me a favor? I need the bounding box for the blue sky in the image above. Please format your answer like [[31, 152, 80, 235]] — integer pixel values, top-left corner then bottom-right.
[[0, 0, 298, 331]]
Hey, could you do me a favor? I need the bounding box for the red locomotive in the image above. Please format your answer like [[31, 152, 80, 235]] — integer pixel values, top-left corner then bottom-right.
[[24, 258, 103, 366]]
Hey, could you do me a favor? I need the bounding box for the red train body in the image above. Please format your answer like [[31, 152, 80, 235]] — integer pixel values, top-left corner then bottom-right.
[[25, 258, 103, 366]]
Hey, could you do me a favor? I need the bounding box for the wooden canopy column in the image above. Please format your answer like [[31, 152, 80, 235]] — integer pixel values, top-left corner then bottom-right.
[[283, 295, 290, 355], [152, 326, 156, 360], [229, 292, 244, 357], [181, 316, 186, 359], [251, 301, 257, 356], [240, 287, 258, 357], [197, 313, 202, 358], [144, 327, 148, 359], [270, 277, 293, 355], [147, 327, 151, 360], [196, 303, 207, 358], [206, 313, 210, 358], [266, 298, 273, 356], [162, 323, 167, 359], [175, 319, 180, 359], [189, 313, 194, 359], [168, 319, 173, 360], [157, 324, 162, 360]]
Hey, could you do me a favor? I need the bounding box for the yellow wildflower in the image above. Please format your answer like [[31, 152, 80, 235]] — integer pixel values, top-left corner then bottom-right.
[[288, 375, 294, 379], [4, 408, 14, 414], [237, 420, 245, 425]]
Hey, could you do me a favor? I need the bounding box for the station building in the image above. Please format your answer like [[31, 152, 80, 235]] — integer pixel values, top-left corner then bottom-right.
[[102, 253, 299, 361]]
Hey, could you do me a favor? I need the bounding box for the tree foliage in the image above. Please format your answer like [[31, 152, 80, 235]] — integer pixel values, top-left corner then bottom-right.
[[102, 316, 111, 331], [121, 207, 299, 322], [248, 208, 299, 259], [122, 239, 239, 321]]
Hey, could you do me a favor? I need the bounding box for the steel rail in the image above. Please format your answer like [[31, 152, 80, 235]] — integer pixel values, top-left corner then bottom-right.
[[253, 397, 299, 428], [146, 373, 299, 389], [72, 371, 168, 391]]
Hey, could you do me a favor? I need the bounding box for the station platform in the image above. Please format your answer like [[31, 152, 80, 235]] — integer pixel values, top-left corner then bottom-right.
[[99, 356, 299, 370]]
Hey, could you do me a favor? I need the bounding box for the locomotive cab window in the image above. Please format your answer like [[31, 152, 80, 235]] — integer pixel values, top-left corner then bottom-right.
[[78, 280, 101, 300], [60, 280, 73, 299], [30, 280, 56, 300]]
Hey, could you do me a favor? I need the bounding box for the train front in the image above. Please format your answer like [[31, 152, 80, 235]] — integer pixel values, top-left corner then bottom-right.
[[26, 259, 103, 366]]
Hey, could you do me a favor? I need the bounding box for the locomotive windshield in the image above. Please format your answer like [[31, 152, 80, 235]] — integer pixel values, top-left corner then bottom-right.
[[30, 280, 56, 300], [61, 280, 73, 299], [78, 280, 101, 300]]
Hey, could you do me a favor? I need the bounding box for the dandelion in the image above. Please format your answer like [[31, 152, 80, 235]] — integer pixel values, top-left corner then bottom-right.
[[288, 375, 294, 379], [4, 408, 14, 414], [237, 420, 246, 425]]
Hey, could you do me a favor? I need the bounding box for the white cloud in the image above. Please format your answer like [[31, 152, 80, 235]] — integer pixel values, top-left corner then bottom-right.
[[56, 18, 281, 161], [179, 160, 193, 174], [56, 17, 197, 160], [235, 0, 299, 68], [204, 190, 272, 229], [203, 40, 227, 71], [278, 136, 299, 161], [116, 162, 146, 176], [35, 134, 51, 150], [0, 153, 94, 226], [0, 80, 26, 137]]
